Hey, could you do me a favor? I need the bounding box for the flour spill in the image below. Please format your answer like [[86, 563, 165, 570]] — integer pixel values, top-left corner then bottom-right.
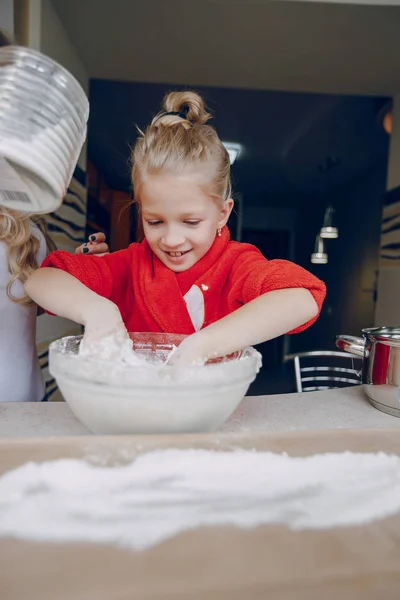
[[1, 449, 400, 550]]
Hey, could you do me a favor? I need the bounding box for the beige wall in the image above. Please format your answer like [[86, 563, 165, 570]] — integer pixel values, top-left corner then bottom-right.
[[14, 0, 88, 169], [39, 0, 88, 94], [279, 0, 400, 4], [39, 0, 88, 170], [0, 0, 14, 34]]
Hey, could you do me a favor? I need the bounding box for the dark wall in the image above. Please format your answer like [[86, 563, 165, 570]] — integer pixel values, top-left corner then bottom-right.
[[88, 79, 388, 203], [288, 162, 387, 354], [87, 79, 389, 358]]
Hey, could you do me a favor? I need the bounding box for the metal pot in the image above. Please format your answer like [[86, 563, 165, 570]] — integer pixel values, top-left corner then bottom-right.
[[336, 327, 400, 418]]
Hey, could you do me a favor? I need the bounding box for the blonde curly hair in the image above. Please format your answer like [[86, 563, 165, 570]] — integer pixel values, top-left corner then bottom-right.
[[0, 208, 56, 305]]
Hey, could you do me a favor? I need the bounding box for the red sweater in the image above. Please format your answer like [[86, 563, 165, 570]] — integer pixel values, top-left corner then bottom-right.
[[42, 227, 326, 335]]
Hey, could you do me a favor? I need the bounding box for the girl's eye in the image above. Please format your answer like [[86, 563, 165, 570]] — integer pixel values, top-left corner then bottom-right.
[[147, 220, 162, 227], [185, 220, 200, 226]]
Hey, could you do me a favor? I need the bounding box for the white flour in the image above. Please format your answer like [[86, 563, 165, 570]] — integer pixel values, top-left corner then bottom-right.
[[78, 330, 146, 366], [1, 449, 400, 550], [78, 328, 181, 368], [53, 334, 261, 388]]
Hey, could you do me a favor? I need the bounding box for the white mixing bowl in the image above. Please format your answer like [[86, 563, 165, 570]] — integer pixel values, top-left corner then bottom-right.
[[49, 332, 261, 435]]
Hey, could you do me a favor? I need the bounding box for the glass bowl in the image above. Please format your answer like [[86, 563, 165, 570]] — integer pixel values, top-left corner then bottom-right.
[[49, 332, 262, 435]]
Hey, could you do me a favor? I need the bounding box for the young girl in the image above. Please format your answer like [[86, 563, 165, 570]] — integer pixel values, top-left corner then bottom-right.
[[0, 209, 53, 402], [0, 31, 49, 402], [0, 29, 107, 401], [25, 91, 326, 366], [0, 207, 108, 403]]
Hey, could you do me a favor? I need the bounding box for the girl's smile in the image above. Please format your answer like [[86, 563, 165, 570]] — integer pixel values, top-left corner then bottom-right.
[[141, 172, 233, 272]]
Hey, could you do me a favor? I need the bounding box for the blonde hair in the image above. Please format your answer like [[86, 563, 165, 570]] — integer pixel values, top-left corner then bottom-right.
[[131, 91, 231, 240], [0, 208, 56, 305]]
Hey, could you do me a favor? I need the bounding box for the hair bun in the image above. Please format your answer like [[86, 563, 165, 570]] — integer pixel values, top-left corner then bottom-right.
[[151, 91, 212, 128]]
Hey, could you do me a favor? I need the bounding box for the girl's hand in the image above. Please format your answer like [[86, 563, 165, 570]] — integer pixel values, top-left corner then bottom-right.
[[171, 289, 318, 367], [79, 298, 141, 365], [83, 296, 126, 341], [75, 233, 109, 256], [26, 269, 132, 362], [167, 332, 211, 366]]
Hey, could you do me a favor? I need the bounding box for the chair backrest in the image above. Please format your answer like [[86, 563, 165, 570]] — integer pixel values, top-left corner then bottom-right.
[[284, 350, 362, 393]]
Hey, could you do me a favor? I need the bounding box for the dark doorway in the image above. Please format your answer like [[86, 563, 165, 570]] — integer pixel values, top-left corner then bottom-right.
[[241, 229, 290, 261], [241, 228, 295, 395], [242, 228, 291, 368]]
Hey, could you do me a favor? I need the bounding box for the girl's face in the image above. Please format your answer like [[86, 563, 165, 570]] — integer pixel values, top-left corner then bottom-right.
[[140, 172, 233, 272]]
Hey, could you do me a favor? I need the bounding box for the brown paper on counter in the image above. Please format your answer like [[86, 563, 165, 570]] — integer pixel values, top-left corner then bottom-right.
[[1, 429, 400, 600]]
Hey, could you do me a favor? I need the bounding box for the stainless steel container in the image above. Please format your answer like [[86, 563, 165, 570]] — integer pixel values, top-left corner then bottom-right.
[[336, 327, 400, 417]]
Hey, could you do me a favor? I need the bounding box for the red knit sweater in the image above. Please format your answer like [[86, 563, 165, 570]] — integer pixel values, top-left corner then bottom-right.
[[42, 227, 326, 335]]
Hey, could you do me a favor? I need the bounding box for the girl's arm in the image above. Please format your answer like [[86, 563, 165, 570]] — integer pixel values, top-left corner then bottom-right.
[[26, 268, 124, 335], [170, 288, 318, 364]]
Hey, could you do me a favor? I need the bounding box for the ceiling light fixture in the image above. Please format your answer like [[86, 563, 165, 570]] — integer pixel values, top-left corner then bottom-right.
[[222, 142, 242, 165], [311, 234, 328, 265], [320, 205, 338, 239]]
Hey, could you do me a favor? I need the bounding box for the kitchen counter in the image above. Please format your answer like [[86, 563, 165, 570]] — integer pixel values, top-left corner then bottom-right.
[[0, 385, 399, 438], [1, 387, 400, 599], [2, 427, 400, 600]]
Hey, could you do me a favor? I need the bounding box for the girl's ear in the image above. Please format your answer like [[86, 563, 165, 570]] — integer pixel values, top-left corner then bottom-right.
[[218, 198, 234, 229]]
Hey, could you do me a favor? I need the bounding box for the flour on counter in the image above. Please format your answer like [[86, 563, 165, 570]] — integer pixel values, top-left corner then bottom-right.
[[1, 449, 399, 550]]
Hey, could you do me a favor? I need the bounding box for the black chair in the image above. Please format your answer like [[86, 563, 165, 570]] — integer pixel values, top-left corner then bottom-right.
[[284, 350, 362, 393]]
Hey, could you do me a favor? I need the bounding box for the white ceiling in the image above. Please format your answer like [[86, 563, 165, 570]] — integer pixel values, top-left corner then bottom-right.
[[280, 0, 400, 4], [52, 0, 400, 96]]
